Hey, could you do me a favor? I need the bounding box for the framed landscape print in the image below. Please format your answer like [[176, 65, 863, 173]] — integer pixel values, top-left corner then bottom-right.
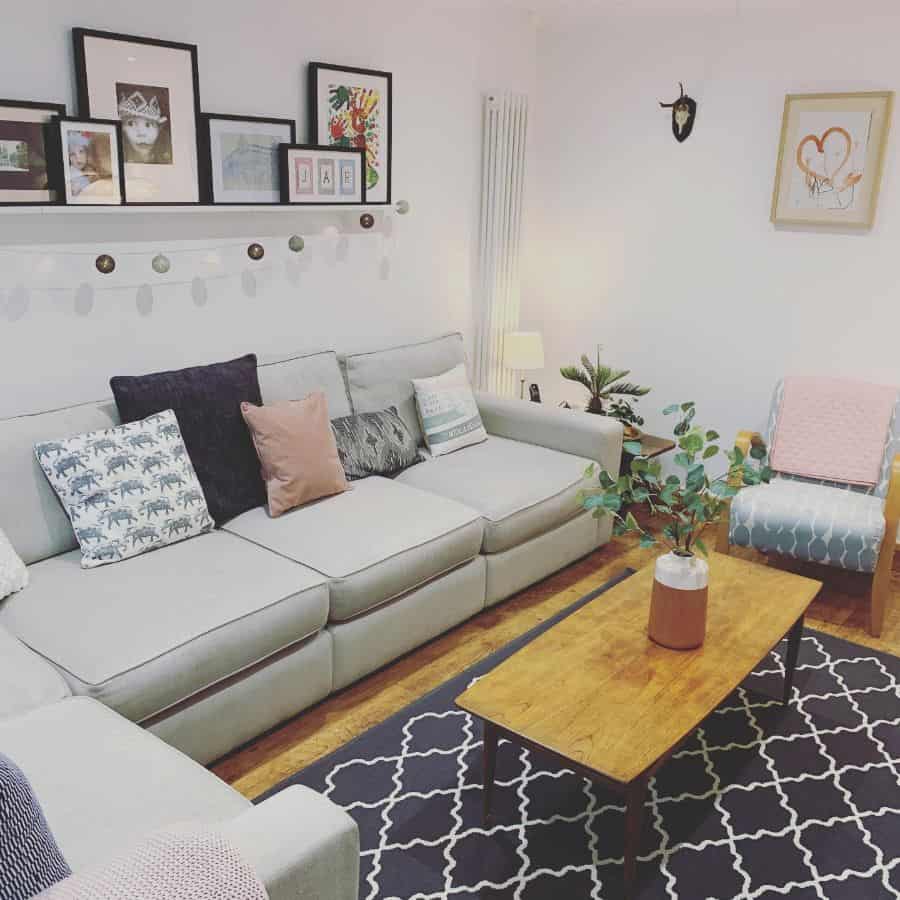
[[279, 144, 365, 204], [200, 113, 295, 204], [771, 91, 894, 228], [51, 117, 125, 205], [309, 63, 391, 204], [73, 28, 203, 204], [0, 99, 66, 204]]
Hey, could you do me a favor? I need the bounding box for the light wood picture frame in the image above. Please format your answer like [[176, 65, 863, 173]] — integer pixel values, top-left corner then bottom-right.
[[771, 91, 893, 229]]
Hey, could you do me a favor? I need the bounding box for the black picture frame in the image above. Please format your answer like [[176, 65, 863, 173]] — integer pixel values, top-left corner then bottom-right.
[[0, 98, 67, 206], [308, 62, 392, 205], [199, 112, 296, 205], [47, 116, 127, 206], [278, 143, 366, 205], [72, 27, 203, 205]]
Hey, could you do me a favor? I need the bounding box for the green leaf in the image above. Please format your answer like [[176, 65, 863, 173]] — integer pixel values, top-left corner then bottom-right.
[[666, 475, 681, 486], [750, 443, 767, 461], [598, 470, 615, 488], [706, 430, 720, 441], [663, 404, 680, 416], [582, 495, 609, 509], [694, 537, 709, 557], [681, 401, 695, 412], [631, 486, 649, 502], [679, 433, 704, 454], [673, 452, 691, 468], [686, 465, 706, 492], [616, 475, 630, 492], [760, 466, 774, 483], [639, 534, 657, 548], [630, 458, 649, 474], [623, 440, 643, 456], [703, 445, 720, 459], [624, 511, 640, 532], [584, 463, 596, 478], [733, 446, 745, 465], [601, 493, 623, 512]]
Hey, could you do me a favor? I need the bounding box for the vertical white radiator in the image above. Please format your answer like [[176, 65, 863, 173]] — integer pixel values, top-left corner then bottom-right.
[[474, 92, 529, 395]]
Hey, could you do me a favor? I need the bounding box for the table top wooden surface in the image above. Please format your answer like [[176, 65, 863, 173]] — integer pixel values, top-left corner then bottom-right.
[[456, 553, 821, 785]]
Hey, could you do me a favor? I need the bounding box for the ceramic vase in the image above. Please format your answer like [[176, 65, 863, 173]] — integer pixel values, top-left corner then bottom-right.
[[648, 551, 709, 650]]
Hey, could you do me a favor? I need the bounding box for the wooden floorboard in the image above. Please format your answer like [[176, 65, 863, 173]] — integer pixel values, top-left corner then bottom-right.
[[213, 528, 900, 801]]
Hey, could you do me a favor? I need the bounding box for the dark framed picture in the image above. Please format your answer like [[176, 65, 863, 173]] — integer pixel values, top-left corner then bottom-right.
[[279, 144, 365, 204], [309, 63, 392, 204], [0, 99, 66, 204], [49, 117, 126, 205], [199, 113, 295, 204], [73, 28, 202, 204]]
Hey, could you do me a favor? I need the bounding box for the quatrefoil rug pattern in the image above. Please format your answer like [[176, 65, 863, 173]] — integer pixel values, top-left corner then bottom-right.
[[267, 582, 900, 900]]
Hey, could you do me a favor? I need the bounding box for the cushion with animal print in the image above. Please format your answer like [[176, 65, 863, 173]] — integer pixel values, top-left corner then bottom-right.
[[34, 410, 213, 568]]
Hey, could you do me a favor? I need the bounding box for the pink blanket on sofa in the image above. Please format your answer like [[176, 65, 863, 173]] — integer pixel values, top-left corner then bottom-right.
[[770, 376, 896, 487]]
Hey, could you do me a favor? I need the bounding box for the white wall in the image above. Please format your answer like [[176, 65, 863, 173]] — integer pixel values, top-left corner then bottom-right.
[[521, 3, 900, 452], [0, 0, 536, 417]]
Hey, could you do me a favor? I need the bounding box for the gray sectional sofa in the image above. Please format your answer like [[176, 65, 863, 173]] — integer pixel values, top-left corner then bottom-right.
[[0, 332, 621, 897]]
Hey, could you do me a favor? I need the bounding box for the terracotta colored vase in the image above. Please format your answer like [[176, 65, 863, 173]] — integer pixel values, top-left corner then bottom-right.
[[648, 551, 709, 650]]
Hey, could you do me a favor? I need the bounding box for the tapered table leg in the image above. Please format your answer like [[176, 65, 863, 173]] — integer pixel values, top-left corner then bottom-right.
[[482, 721, 498, 826], [783, 615, 805, 705], [623, 773, 649, 899]]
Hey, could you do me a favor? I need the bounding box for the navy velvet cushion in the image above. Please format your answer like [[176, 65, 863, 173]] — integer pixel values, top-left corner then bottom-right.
[[110, 354, 266, 525], [0, 753, 71, 899]]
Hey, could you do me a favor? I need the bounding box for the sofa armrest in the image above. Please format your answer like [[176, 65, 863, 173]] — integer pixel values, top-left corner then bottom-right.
[[475, 392, 623, 473], [0, 624, 70, 720], [219, 785, 359, 900]]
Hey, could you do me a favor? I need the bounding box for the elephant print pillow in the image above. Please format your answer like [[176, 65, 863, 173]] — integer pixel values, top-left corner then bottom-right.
[[35, 410, 213, 568]]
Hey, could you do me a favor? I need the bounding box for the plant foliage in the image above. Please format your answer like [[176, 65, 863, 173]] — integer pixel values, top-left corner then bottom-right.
[[560, 345, 650, 416]]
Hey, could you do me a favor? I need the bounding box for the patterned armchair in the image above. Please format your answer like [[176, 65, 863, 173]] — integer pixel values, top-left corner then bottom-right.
[[718, 380, 900, 636]]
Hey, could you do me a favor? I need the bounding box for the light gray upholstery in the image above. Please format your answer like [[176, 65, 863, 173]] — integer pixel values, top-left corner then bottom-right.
[[0, 399, 120, 565], [225, 477, 483, 621], [484, 511, 608, 606], [0, 623, 70, 720], [397, 436, 590, 553], [221, 785, 359, 900], [330, 556, 486, 690], [0, 532, 329, 724], [0, 698, 250, 871], [150, 631, 333, 766], [475, 391, 624, 475], [257, 349, 352, 419], [343, 332, 466, 444]]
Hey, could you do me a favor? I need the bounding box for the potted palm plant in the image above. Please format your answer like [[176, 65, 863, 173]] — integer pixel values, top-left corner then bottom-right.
[[580, 402, 772, 649], [560, 346, 650, 437]]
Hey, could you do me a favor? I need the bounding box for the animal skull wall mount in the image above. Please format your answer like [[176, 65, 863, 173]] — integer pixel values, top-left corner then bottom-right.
[[659, 83, 697, 143]]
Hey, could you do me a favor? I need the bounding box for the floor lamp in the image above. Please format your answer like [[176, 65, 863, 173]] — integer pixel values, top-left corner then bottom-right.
[[504, 331, 545, 400]]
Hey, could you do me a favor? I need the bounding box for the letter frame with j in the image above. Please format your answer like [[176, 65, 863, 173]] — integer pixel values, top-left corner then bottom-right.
[[278, 144, 365, 205]]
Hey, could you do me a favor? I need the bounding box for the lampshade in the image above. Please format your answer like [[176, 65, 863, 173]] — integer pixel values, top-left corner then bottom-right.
[[504, 331, 545, 371]]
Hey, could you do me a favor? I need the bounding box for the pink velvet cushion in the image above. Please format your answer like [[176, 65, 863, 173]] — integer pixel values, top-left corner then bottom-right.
[[241, 393, 349, 517], [770, 376, 897, 487]]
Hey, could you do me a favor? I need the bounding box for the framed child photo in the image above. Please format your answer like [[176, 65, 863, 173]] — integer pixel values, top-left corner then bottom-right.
[[309, 63, 392, 204], [279, 144, 365, 205], [51, 117, 126, 205], [771, 91, 894, 229], [0, 99, 66, 205], [73, 28, 203, 204], [199, 113, 295, 204]]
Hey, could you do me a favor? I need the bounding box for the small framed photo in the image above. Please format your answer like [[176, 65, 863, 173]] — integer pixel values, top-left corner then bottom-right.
[[200, 113, 295, 204], [771, 91, 894, 228], [0, 99, 66, 204], [309, 63, 392, 204], [51, 117, 126, 205], [73, 28, 203, 204], [279, 144, 365, 204]]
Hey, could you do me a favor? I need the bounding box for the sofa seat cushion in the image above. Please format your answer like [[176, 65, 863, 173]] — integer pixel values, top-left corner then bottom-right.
[[396, 436, 590, 554], [0, 698, 249, 871], [225, 477, 483, 622], [0, 532, 328, 724]]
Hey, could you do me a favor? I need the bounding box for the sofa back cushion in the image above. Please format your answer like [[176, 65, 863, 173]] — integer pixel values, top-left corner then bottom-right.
[[343, 333, 466, 445], [0, 400, 120, 566], [257, 350, 352, 419]]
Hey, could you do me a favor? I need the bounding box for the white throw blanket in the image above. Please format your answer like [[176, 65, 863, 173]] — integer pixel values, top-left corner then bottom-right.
[[38, 826, 269, 900]]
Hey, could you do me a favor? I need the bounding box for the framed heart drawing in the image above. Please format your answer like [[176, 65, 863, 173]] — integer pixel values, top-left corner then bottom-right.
[[771, 91, 893, 228]]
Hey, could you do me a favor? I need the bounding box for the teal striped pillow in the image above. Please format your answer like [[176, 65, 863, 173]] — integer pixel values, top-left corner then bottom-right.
[[412, 364, 487, 456]]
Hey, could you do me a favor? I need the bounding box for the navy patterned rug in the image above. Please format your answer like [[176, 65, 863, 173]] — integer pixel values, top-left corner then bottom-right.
[[263, 570, 900, 900]]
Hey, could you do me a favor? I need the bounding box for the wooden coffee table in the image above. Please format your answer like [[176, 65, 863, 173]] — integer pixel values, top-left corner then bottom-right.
[[455, 553, 821, 899]]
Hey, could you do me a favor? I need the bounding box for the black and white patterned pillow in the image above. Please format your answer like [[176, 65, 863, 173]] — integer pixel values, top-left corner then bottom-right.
[[331, 407, 422, 480], [35, 410, 214, 568], [0, 753, 71, 899]]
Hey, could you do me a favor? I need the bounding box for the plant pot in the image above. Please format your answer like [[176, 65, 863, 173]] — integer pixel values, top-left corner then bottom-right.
[[648, 551, 709, 650]]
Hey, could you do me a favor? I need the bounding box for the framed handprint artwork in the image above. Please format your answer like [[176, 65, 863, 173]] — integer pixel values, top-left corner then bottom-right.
[[309, 63, 392, 204]]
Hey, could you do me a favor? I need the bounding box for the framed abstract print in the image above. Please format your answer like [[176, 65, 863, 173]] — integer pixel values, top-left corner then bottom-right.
[[73, 28, 203, 204], [200, 113, 295, 204], [771, 91, 894, 228], [279, 144, 365, 204], [51, 116, 125, 205], [309, 63, 392, 204], [0, 99, 66, 204]]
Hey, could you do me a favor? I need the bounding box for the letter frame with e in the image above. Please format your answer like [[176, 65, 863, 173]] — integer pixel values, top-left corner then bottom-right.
[[279, 144, 366, 205]]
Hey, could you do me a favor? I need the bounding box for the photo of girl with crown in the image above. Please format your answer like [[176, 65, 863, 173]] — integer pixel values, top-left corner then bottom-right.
[[116, 82, 173, 165]]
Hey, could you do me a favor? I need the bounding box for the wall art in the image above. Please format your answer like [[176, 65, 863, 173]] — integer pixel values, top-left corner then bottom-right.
[[51, 116, 125, 205], [309, 63, 391, 204], [771, 91, 893, 228], [0, 99, 66, 204], [279, 144, 365, 204], [73, 28, 203, 204]]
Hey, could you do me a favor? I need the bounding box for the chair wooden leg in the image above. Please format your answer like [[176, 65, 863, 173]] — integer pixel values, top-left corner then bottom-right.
[[716, 502, 733, 555], [870, 523, 897, 638]]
